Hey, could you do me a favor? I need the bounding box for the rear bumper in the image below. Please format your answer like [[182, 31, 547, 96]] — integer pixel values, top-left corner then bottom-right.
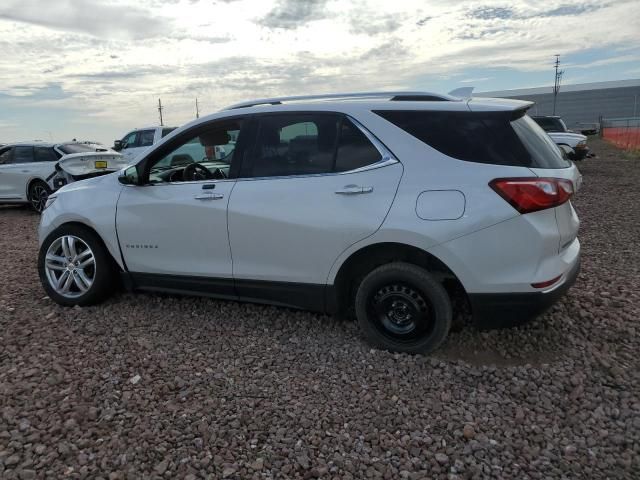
[[468, 256, 580, 330]]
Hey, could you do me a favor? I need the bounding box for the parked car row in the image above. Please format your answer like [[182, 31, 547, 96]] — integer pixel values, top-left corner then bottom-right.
[[0, 141, 129, 212], [532, 115, 590, 160], [35, 90, 582, 355]]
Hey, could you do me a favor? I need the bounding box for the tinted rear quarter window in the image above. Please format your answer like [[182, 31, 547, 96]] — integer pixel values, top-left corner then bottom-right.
[[335, 119, 381, 172], [375, 110, 569, 169]]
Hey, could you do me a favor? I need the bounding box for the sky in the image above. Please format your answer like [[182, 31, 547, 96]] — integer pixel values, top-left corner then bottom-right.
[[0, 0, 639, 145]]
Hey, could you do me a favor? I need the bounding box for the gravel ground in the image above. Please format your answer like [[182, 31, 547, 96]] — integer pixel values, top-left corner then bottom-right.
[[1, 138, 638, 479]]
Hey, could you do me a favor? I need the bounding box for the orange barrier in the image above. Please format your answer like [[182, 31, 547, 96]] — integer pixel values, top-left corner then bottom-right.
[[602, 127, 640, 150]]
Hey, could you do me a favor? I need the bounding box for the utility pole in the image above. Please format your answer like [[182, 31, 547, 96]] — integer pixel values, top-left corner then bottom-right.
[[552, 55, 564, 116], [158, 98, 164, 126], [195, 98, 200, 119]]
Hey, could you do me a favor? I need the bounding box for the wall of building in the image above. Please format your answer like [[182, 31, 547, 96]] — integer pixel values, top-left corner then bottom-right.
[[486, 86, 640, 129]]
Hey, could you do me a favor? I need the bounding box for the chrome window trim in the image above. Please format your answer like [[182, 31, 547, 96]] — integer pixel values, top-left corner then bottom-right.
[[134, 113, 400, 185]]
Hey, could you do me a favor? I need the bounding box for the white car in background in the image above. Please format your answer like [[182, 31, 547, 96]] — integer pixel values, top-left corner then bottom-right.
[[0, 142, 114, 212], [532, 116, 589, 160]]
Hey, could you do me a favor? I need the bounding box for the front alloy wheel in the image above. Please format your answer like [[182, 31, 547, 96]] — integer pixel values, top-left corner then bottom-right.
[[44, 235, 96, 298], [38, 225, 116, 306]]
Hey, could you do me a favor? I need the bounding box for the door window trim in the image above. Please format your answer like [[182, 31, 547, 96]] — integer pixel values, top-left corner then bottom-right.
[[236, 113, 399, 183]]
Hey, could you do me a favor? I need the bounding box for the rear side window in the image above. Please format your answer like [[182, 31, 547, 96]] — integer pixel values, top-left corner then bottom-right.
[[375, 110, 569, 169], [245, 114, 383, 178], [13, 146, 34, 164], [248, 114, 340, 178], [34, 147, 59, 162], [162, 128, 177, 138]]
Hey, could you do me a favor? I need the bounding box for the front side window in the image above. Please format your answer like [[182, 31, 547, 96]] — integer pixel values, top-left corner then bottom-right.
[[13, 146, 34, 163], [147, 120, 241, 183], [34, 147, 59, 162], [245, 114, 382, 178], [138, 130, 155, 147], [0, 147, 11, 165]]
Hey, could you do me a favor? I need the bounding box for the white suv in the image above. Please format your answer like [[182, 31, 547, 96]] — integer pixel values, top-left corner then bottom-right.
[[38, 92, 581, 354]]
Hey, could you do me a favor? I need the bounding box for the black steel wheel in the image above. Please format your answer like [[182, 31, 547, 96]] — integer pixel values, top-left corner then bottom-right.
[[355, 262, 452, 354]]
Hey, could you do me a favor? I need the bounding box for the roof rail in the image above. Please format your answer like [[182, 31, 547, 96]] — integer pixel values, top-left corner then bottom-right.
[[222, 91, 456, 110]]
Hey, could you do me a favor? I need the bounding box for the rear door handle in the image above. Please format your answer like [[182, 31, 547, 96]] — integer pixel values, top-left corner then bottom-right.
[[194, 193, 224, 200], [335, 185, 373, 195]]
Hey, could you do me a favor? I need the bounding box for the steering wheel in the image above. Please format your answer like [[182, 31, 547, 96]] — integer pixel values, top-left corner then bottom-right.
[[183, 163, 212, 181]]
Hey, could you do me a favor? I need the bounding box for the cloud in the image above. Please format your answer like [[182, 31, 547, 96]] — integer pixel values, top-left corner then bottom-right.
[[258, 0, 329, 29], [468, 7, 515, 20], [0, 0, 168, 39], [543, 4, 600, 17], [349, 12, 404, 36]]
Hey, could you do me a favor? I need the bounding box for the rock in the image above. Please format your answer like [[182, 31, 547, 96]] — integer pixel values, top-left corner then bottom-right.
[[463, 424, 476, 439], [19, 470, 36, 480], [435, 453, 449, 465], [130, 375, 141, 384], [222, 466, 236, 478], [154, 460, 169, 475], [250, 458, 264, 470]]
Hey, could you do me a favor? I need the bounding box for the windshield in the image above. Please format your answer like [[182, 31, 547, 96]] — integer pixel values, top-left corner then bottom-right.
[[58, 144, 103, 154]]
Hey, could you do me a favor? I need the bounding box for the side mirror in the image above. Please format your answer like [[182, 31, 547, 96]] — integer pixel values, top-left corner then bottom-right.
[[114, 140, 123, 151], [118, 165, 140, 185]]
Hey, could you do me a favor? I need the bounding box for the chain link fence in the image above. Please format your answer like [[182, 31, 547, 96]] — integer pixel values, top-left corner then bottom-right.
[[601, 117, 640, 151]]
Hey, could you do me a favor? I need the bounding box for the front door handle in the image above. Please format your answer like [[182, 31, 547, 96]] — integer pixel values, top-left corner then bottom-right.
[[335, 185, 373, 195], [194, 193, 224, 200]]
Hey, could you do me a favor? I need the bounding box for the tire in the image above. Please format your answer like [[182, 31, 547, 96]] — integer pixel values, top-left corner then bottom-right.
[[354, 262, 452, 354], [28, 180, 51, 214], [38, 224, 116, 306]]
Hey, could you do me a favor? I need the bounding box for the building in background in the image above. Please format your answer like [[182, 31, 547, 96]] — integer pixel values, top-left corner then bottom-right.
[[478, 79, 640, 129]]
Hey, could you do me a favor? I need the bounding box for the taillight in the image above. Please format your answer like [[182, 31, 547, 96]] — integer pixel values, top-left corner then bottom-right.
[[489, 177, 574, 214]]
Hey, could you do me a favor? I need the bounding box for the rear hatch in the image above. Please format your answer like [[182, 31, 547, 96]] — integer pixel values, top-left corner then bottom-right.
[[510, 114, 581, 251]]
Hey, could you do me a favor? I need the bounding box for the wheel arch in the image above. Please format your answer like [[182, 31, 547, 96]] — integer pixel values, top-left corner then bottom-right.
[[50, 221, 125, 272], [330, 242, 469, 316]]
